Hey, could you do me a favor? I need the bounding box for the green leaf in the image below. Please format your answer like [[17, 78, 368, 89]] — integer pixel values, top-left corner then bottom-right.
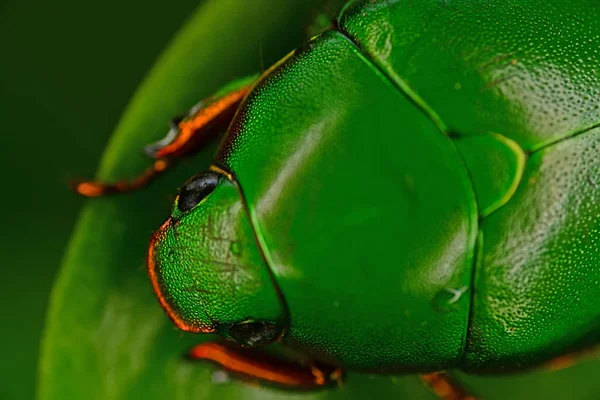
[[39, 0, 600, 399]]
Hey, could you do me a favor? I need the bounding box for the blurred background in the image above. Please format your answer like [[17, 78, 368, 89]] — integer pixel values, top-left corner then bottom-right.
[[0, 1, 198, 398]]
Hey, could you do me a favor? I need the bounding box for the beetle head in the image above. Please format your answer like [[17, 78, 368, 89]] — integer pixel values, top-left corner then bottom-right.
[[147, 168, 285, 347]]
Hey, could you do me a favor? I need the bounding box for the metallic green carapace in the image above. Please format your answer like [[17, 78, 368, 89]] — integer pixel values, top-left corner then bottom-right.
[[149, 175, 285, 342], [148, 0, 600, 379]]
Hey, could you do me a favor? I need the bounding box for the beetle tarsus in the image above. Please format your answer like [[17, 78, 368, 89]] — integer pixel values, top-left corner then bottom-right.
[[73, 159, 170, 197]]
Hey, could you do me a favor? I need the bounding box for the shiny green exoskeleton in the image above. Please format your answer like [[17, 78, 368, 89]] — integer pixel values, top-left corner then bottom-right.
[[143, 0, 600, 391]]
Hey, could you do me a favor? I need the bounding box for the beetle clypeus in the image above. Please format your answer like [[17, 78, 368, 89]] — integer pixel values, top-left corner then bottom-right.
[[78, 0, 600, 398]]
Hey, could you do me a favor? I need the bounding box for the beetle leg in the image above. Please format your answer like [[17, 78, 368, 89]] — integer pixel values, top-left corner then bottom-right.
[[420, 373, 477, 400], [546, 345, 600, 371], [74, 159, 172, 197], [143, 84, 251, 160], [74, 76, 257, 197], [187, 342, 343, 390]]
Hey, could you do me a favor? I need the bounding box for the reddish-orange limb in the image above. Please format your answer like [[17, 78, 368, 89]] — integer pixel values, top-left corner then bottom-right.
[[147, 87, 250, 159], [420, 373, 477, 400], [73, 160, 170, 197], [75, 85, 252, 197], [546, 345, 600, 371], [548, 354, 578, 371], [188, 342, 343, 390]]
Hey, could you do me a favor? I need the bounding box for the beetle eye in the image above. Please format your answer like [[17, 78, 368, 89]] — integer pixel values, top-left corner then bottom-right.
[[227, 321, 281, 347], [178, 171, 221, 212]]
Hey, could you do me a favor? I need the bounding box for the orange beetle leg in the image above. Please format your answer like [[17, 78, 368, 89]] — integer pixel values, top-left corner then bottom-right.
[[420, 372, 478, 400], [74, 84, 252, 197], [188, 342, 343, 390], [73, 159, 170, 197], [546, 345, 600, 371]]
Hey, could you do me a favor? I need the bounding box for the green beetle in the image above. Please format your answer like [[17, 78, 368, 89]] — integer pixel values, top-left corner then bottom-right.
[[79, 0, 600, 397]]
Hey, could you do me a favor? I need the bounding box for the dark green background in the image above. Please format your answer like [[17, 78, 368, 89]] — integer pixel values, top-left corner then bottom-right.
[[0, 1, 199, 399]]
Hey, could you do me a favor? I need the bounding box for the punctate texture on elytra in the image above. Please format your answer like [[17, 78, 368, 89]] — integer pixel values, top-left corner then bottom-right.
[[150, 0, 600, 375]]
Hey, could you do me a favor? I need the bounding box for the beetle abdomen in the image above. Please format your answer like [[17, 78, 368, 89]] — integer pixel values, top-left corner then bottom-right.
[[340, 0, 600, 371]]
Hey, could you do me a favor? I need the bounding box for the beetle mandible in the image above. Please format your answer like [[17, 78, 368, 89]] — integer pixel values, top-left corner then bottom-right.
[[78, 0, 600, 397]]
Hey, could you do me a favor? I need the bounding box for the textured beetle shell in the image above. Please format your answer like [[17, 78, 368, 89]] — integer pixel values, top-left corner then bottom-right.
[[214, 0, 600, 372]]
